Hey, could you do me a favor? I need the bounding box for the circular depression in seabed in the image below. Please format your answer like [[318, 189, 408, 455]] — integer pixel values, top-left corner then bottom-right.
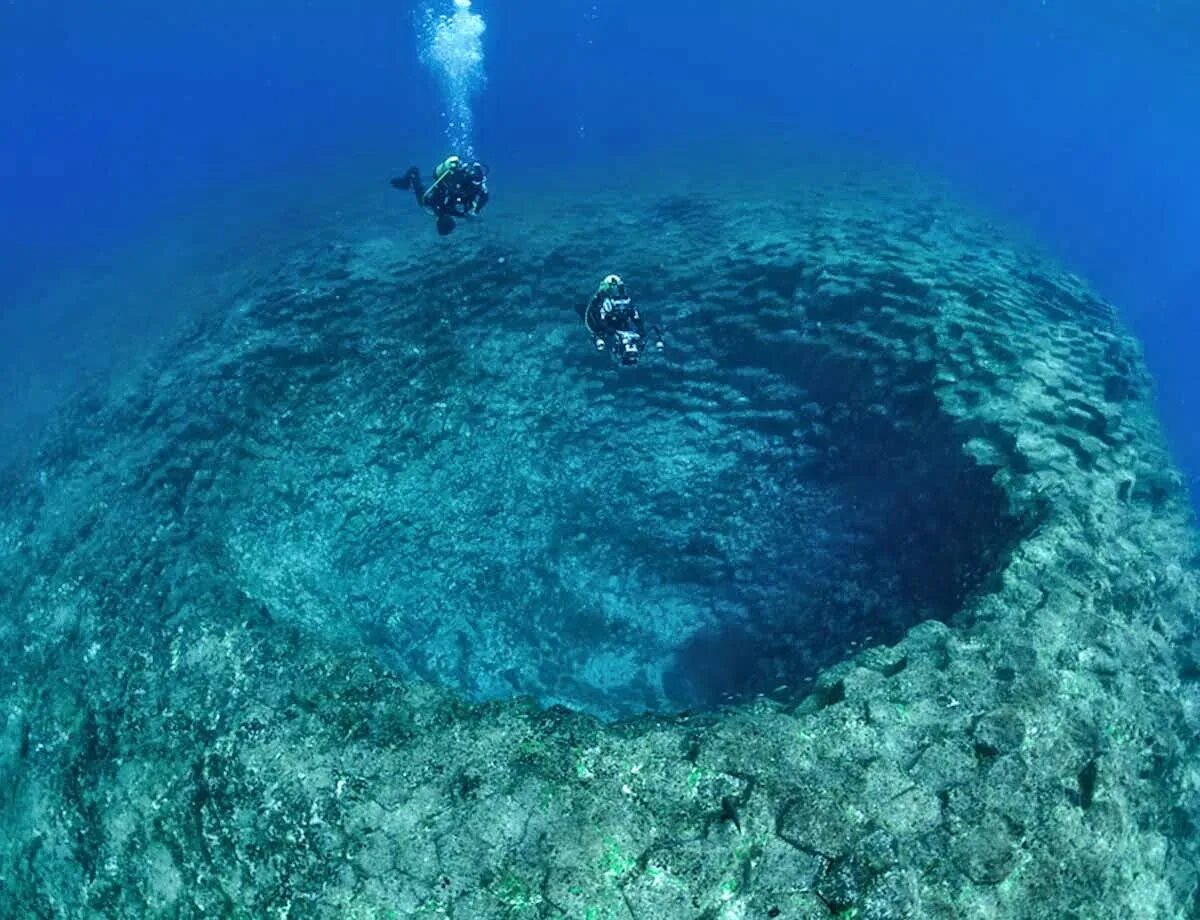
[[225, 229, 1029, 720]]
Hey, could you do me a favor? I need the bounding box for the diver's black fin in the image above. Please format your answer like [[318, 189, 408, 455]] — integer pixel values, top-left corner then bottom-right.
[[390, 167, 420, 191], [436, 215, 456, 236]]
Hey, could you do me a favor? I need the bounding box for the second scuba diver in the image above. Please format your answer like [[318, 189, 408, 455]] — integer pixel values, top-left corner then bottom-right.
[[391, 155, 489, 236], [582, 275, 664, 367]]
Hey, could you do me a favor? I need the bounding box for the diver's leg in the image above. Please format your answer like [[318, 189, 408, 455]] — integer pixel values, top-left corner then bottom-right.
[[390, 168, 426, 207], [436, 214, 456, 236], [389, 167, 417, 190]]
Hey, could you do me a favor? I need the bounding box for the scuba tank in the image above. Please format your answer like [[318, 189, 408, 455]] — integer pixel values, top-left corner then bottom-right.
[[434, 155, 461, 181]]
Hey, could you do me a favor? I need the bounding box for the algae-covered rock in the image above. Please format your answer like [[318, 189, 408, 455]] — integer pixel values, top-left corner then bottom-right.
[[0, 163, 1197, 918]]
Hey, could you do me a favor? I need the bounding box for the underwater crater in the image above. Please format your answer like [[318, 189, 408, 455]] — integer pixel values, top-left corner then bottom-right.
[[1, 167, 1196, 918], [207, 197, 1033, 719]]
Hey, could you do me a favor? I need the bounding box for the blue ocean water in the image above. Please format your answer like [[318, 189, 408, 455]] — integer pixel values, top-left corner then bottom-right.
[[2, 0, 1198, 503]]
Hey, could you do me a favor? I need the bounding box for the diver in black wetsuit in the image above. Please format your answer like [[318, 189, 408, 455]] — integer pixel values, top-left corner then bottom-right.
[[391, 155, 490, 236], [582, 274, 664, 366]]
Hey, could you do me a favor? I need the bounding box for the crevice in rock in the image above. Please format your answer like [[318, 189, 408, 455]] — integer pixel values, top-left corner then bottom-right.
[[1076, 758, 1099, 810], [658, 288, 1033, 710]]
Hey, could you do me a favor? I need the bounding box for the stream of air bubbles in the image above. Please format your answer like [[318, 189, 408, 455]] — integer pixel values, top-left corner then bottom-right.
[[419, 0, 487, 157]]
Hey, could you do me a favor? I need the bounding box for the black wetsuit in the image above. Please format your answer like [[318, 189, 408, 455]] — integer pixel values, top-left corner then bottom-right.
[[585, 290, 647, 342], [392, 163, 489, 235]]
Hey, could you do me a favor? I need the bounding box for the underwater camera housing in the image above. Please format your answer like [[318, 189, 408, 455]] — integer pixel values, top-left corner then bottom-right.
[[612, 329, 643, 366]]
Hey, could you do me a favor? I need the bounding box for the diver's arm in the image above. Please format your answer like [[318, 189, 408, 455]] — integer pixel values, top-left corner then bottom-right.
[[584, 298, 608, 349], [583, 296, 602, 334], [470, 187, 490, 215]]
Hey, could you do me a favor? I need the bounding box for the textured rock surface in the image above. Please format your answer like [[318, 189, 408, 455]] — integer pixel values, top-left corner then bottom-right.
[[0, 164, 1197, 917]]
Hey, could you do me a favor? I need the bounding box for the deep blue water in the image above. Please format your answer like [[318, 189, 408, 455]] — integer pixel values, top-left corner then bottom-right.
[[2, 0, 1198, 506]]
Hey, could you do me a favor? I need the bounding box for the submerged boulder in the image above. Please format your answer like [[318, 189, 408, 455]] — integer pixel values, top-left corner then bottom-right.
[[0, 163, 1196, 918]]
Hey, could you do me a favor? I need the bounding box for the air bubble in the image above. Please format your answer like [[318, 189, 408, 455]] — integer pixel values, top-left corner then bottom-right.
[[419, 0, 487, 157]]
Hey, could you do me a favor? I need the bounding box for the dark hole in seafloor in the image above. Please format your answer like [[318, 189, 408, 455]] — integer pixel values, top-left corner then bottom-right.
[[658, 433, 1027, 710], [652, 301, 1031, 712]]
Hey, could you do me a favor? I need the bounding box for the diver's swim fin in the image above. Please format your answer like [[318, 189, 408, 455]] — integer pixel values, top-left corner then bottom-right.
[[436, 215, 456, 236], [390, 167, 420, 191]]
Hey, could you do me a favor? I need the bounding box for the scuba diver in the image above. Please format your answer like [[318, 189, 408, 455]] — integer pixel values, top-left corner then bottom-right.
[[582, 274, 664, 367], [390, 155, 489, 236]]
